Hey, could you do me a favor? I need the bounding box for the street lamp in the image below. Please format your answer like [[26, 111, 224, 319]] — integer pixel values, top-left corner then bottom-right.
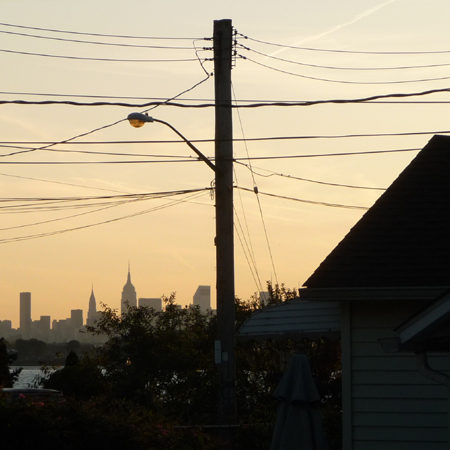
[[127, 110, 236, 425], [127, 113, 215, 172]]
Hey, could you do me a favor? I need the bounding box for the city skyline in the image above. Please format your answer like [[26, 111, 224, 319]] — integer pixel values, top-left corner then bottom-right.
[[2, 1, 450, 327], [1, 268, 212, 330]]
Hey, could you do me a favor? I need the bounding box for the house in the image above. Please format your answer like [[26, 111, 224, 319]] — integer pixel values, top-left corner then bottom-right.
[[239, 135, 450, 449]]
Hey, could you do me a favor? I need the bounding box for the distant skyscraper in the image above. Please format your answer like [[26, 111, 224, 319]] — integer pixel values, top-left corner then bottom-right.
[[121, 264, 137, 315], [139, 298, 162, 312], [193, 285, 211, 311], [71, 309, 83, 330], [19, 292, 31, 339], [87, 287, 99, 326]]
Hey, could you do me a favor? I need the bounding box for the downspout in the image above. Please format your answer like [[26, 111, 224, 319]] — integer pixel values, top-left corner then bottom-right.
[[415, 351, 450, 391]]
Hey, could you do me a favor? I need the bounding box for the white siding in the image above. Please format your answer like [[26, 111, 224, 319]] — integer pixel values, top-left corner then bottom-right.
[[349, 300, 449, 450]]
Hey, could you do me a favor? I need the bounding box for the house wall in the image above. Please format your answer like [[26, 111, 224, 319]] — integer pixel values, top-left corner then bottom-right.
[[344, 300, 448, 450]]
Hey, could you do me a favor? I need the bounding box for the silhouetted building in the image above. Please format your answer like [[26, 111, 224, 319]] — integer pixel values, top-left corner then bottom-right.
[[19, 292, 31, 340], [71, 309, 83, 329], [0, 320, 12, 337], [86, 287, 101, 326], [121, 264, 137, 315], [139, 297, 162, 311], [51, 318, 74, 342], [193, 285, 211, 311], [32, 315, 51, 342]]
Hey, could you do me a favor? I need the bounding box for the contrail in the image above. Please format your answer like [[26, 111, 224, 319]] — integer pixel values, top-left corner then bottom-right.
[[271, 0, 397, 56]]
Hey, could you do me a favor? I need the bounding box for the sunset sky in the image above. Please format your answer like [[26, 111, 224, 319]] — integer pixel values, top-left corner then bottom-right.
[[2, 0, 450, 327]]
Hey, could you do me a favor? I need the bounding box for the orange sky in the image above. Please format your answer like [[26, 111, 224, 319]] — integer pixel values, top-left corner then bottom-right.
[[1, 0, 450, 327]]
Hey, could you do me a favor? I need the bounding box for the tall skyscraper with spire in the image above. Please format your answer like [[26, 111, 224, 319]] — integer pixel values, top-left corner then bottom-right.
[[86, 287, 98, 326], [121, 264, 137, 315]]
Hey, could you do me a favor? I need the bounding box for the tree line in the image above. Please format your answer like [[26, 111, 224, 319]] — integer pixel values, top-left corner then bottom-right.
[[0, 283, 341, 449]]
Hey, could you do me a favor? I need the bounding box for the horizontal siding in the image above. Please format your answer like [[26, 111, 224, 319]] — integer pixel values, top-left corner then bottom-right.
[[352, 327, 398, 341], [350, 301, 449, 449], [354, 441, 448, 450], [353, 355, 448, 371], [353, 383, 446, 399], [353, 369, 446, 385], [353, 397, 448, 413], [353, 412, 447, 428], [353, 426, 448, 442]]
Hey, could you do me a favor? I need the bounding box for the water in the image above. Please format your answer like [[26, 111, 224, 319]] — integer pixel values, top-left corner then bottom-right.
[[11, 366, 52, 388]]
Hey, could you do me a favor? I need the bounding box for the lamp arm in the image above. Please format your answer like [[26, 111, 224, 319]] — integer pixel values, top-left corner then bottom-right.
[[152, 118, 216, 172]]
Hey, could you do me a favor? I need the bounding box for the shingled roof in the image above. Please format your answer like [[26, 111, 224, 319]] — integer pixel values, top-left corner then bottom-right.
[[304, 135, 450, 288]]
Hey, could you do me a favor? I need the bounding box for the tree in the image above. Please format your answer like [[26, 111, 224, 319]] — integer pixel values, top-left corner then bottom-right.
[[15, 338, 47, 362], [87, 294, 217, 422], [83, 285, 341, 448], [42, 350, 106, 400], [0, 338, 21, 387]]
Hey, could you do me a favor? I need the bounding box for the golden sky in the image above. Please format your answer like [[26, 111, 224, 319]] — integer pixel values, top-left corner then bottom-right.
[[1, 0, 450, 327]]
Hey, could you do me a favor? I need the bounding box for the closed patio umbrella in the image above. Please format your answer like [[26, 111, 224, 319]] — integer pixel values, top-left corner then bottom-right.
[[271, 353, 328, 450]]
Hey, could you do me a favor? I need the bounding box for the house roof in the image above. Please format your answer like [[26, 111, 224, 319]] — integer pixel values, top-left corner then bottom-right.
[[238, 299, 341, 341], [304, 135, 450, 288]]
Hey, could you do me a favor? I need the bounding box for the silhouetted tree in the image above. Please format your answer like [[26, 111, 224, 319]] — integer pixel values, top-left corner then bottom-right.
[[15, 338, 47, 361], [0, 338, 21, 387], [87, 293, 217, 421]]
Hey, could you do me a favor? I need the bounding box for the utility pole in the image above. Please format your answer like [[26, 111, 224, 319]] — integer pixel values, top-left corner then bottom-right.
[[213, 19, 236, 425]]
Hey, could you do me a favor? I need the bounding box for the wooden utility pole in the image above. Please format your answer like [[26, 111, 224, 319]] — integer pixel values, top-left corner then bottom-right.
[[213, 18, 236, 425]]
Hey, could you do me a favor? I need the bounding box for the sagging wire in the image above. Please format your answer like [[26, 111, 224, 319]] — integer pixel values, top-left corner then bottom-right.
[[232, 82, 279, 287]]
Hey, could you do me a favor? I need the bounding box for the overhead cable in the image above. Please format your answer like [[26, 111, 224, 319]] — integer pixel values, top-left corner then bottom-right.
[[0, 29, 196, 49], [236, 186, 370, 210], [2, 86, 449, 107], [0, 22, 204, 40], [238, 33, 450, 55], [236, 162, 386, 190], [0, 48, 200, 62], [4, 91, 450, 104], [242, 56, 450, 84], [0, 74, 211, 159], [0, 191, 211, 244], [239, 44, 450, 71]]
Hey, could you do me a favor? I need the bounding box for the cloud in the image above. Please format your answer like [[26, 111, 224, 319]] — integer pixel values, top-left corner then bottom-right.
[[271, 0, 397, 56]]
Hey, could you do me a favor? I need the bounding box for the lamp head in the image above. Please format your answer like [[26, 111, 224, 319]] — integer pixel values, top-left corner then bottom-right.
[[127, 112, 154, 128]]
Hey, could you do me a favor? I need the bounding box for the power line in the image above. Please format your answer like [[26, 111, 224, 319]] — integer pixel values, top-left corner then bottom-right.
[[238, 44, 450, 71], [0, 22, 204, 40], [0, 146, 429, 163], [236, 147, 422, 160], [0, 159, 205, 165], [0, 48, 201, 62], [0, 203, 122, 230], [238, 33, 450, 55], [0, 91, 217, 101], [0, 74, 211, 159], [0, 190, 211, 244], [0, 172, 130, 194], [0, 29, 196, 49], [2, 86, 450, 107], [237, 162, 387, 190], [236, 186, 370, 210], [4, 90, 450, 104], [0, 188, 210, 203], [241, 55, 450, 85], [0, 144, 199, 160], [232, 81, 278, 287]]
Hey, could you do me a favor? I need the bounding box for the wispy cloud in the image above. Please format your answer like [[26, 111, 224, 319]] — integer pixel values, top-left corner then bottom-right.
[[272, 0, 397, 56]]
